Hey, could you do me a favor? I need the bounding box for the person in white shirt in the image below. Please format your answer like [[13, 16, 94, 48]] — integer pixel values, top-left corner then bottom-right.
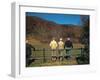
[[58, 38, 64, 61]]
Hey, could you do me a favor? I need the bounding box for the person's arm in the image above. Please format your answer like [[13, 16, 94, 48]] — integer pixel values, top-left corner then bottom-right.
[[71, 42, 73, 48], [49, 41, 52, 47], [29, 44, 35, 51], [64, 42, 66, 49], [55, 42, 58, 48]]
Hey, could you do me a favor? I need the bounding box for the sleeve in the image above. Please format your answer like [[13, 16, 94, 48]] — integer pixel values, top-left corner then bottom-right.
[[49, 41, 52, 47], [56, 42, 58, 47], [30, 44, 35, 51], [71, 42, 73, 48]]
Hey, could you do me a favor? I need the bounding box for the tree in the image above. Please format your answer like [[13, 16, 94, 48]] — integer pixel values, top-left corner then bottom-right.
[[77, 15, 90, 64]]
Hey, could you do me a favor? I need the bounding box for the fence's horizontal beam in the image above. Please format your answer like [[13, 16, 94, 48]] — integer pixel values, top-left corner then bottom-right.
[[33, 48, 84, 51]]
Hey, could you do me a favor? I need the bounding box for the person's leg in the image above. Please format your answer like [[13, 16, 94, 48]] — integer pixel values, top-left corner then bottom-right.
[[66, 49, 69, 55], [51, 49, 57, 61], [59, 50, 63, 61], [68, 48, 73, 59], [26, 58, 28, 67], [51, 49, 54, 61], [68, 50, 71, 58], [26, 57, 30, 66], [58, 50, 60, 60], [67, 50, 70, 59], [65, 49, 67, 56], [54, 50, 57, 61], [65, 48, 71, 59]]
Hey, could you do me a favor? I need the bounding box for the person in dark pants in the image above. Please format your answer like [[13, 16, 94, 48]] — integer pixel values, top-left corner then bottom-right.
[[64, 37, 73, 59], [26, 40, 35, 67]]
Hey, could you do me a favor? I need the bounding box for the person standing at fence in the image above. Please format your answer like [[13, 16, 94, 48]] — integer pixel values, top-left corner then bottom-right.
[[58, 38, 64, 61], [50, 38, 58, 61], [64, 37, 73, 59], [26, 40, 35, 66]]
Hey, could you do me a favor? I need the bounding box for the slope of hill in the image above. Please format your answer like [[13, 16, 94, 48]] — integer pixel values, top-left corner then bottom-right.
[[26, 16, 83, 43]]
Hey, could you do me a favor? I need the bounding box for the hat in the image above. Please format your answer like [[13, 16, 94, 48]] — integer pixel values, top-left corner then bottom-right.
[[67, 37, 71, 41], [60, 38, 62, 41]]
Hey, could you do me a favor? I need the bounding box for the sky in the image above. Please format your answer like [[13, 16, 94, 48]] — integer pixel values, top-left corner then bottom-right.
[[26, 12, 89, 26]]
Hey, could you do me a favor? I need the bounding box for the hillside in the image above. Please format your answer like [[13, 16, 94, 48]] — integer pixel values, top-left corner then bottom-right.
[[26, 16, 83, 43]]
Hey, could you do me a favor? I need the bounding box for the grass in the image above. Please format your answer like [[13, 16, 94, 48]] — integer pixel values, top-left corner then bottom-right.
[[29, 57, 78, 67]]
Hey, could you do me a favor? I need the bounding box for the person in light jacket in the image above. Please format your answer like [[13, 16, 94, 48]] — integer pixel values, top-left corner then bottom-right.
[[50, 38, 58, 61], [58, 38, 64, 61]]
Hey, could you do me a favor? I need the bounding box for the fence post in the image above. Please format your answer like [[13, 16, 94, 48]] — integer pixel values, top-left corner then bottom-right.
[[43, 48, 46, 63]]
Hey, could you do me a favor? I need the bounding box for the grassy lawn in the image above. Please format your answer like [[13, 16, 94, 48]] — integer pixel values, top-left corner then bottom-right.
[[29, 58, 78, 67]]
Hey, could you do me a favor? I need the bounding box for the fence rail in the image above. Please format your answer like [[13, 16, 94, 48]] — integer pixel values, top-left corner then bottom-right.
[[34, 48, 84, 51]]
